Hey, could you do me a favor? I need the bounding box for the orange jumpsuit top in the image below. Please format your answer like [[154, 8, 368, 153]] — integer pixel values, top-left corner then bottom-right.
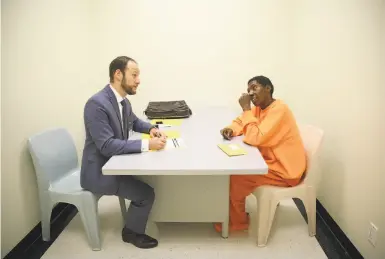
[[228, 99, 307, 180]]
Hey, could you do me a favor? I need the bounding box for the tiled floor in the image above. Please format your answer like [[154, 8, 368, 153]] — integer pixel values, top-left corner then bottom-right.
[[41, 197, 327, 259]]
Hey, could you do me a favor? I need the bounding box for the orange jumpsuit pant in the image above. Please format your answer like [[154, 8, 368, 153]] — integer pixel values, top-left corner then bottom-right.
[[215, 171, 302, 232]]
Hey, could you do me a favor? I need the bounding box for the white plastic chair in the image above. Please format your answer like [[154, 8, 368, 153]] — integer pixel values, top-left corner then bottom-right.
[[248, 124, 324, 247], [27, 128, 127, 251]]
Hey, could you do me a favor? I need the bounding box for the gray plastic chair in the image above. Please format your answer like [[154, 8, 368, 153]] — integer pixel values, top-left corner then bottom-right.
[[27, 128, 127, 251]]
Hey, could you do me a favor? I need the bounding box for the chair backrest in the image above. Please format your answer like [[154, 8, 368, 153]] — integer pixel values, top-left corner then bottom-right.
[[28, 128, 78, 191], [298, 124, 324, 187]]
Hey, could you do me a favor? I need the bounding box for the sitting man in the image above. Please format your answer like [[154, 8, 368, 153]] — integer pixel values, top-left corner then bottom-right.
[[215, 75, 307, 232], [80, 56, 167, 249]]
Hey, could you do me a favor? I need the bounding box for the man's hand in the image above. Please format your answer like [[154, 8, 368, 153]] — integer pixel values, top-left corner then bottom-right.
[[149, 136, 167, 150], [150, 128, 166, 138], [220, 127, 233, 140], [239, 93, 252, 111]]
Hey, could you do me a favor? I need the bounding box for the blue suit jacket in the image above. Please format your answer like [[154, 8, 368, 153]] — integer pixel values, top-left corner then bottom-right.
[[80, 85, 153, 194]]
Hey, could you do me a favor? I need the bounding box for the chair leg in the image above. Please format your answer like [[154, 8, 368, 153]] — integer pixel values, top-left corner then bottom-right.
[[40, 201, 53, 241], [118, 197, 127, 226], [266, 199, 279, 238], [256, 197, 277, 247], [78, 193, 101, 251], [304, 187, 316, 236]]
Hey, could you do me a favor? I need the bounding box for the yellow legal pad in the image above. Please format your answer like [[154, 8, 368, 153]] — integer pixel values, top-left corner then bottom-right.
[[150, 119, 183, 126], [217, 143, 247, 157], [142, 130, 181, 139]]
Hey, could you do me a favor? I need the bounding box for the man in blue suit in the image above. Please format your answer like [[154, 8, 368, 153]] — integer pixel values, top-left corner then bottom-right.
[[80, 56, 166, 249]]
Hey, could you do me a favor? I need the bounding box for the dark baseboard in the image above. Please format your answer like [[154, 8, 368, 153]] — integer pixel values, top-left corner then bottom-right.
[[3, 203, 78, 259], [293, 198, 364, 259]]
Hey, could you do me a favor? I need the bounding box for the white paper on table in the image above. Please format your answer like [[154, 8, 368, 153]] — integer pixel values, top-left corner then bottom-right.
[[165, 138, 186, 149], [228, 144, 240, 150]]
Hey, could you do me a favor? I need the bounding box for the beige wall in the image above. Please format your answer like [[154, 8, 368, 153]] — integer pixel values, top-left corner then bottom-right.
[[289, 1, 385, 259], [1, 0, 93, 257], [0, 0, 2, 253], [1, 0, 384, 258]]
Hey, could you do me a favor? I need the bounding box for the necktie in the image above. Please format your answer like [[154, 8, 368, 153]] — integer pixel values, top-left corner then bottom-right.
[[120, 99, 128, 139]]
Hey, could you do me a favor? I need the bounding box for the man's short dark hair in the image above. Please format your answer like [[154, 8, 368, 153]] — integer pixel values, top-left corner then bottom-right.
[[248, 75, 274, 97], [109, 56, 136, 82]]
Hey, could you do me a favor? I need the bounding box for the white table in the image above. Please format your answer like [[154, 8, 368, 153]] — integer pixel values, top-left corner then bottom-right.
[[102, 106, 268, 238]]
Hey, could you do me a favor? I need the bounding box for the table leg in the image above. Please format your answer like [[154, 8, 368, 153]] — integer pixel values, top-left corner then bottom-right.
[[222, 217, 229, 238], [221, 175, 230, 238]]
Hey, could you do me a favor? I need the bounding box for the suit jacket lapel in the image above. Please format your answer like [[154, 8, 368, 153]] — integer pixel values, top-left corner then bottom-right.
[[104, 85, 124, 136]]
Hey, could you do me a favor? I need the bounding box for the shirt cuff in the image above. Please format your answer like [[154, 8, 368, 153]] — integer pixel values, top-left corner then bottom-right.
[[141, 139, 149, 152]]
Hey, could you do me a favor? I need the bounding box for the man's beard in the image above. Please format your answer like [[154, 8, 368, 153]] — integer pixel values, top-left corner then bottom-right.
[[121, 75, 135, 95]]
